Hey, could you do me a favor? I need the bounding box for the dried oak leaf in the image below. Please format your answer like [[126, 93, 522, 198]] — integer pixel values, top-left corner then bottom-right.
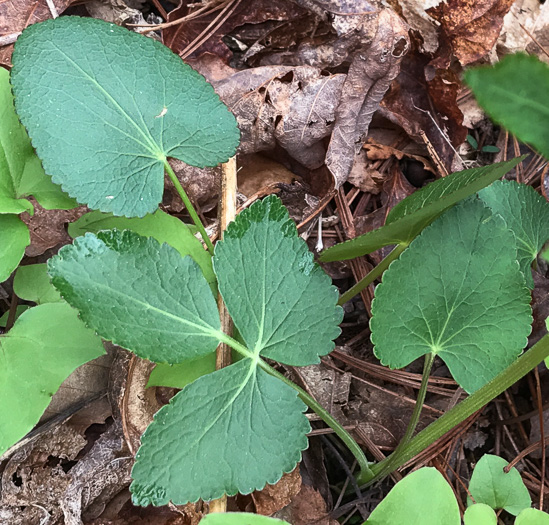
[[163, 0, 306, 61], [427, 0, 515, 68], [214, 65, 345, 169], [381, 45, 467, 172], [0, 0, 73, 66]]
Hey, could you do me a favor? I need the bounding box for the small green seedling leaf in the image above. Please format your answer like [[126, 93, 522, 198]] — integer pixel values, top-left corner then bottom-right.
[[468, 454, 531, 516], [515, 508, 549, 524], [14, 264, 62, 304], [68, 209, 215, 290], [479, 180, 549, 288], [319, 158, 521, 262], [48, 230, 221, 364], [147, 352, 216, 389], [0, 303, 105, 456], [464, 503, 498, 525], [364, 467, 460, 525], [10, 16, 239, 217], [201, 513, 290, 525], [214, 195, 343, 365], [131, 360, 309, 505], [481, 145, 500, 153], [371, 198, 532, 393], [465, 53, 549, 159], [467, 134, 479, 149], [0, 68, 76, 214], [0, 214, 30, 282]]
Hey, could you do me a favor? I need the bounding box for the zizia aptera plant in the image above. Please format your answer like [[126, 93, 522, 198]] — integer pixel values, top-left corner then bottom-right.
[[6, 12, 549, 512]]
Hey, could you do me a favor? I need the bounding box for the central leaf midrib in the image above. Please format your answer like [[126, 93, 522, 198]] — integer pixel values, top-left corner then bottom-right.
[[49, 42, 163, 158], [62, 269, 221, 340], [175, 360, 257, 458]]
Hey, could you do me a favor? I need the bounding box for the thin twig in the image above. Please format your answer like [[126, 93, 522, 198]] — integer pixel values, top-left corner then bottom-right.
[[0, 32, 21, 47], [180, 0, 240, 59], [45, 0, 59, 18]]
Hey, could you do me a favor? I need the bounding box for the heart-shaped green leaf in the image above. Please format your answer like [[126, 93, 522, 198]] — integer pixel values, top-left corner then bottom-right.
[[68, 209, 215, 290], [465, 53, 549, 159], [131, 359, 309, 505], [48, 230, 221, 364], [319, 158, 522, 262], [364, 467, 460, 524], [0, 68, 76, 214], [463, 503, 498, 525], [0, 303, 104, 456], [515, 508, 549, 524], [14, 264, 63, 305], [479, 180, 549, 288], [214, 195, 343, 365], [468, 454, 531, 516], [0, 214, 30, 282], [201, 513, 290, 525], [10, 16, 239, 217], [371, 198, 532, 393]]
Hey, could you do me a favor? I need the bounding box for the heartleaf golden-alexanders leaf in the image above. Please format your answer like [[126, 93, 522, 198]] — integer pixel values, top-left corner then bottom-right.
[[371, 198, 532, 393], [11, 17, 239, 217]]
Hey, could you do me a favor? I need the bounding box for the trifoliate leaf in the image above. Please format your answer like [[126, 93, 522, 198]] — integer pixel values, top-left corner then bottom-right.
[[14, 264, 62, 304], [479, 180, 549, 288], [515, 508, 549, 524], [365, 468, 460, 525], [468, 454, 531, 516], [0, 303, 104, 456], [201, 514, 290, 525], [463, 504, 498, 525], [147, 352, 216, 389], [0, 214, 29, 282], [48, 230, 221, 363], [131, 359, 309, 505], [320, 158, 522, 262], [214, 195, 343, 365], [10, 16, 239, 217], [0, 68, 76, 214], [465, 54, 549, 159], [371, 198, 532, 393], [68, 209, 215, 290]]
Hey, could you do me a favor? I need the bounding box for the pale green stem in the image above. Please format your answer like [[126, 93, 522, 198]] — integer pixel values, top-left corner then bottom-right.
[[164, 161, 215, 255], [258, 360, 374, 479], [358, 332, 549, 486], [397, 353, 434, 449], [338, 243, 408, 306], [216, 331, 373, 479]]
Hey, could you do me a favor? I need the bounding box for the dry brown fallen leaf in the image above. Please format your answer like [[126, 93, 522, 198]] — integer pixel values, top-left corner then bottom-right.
[[0, 0, 73, 66], [214, 65, 346, 168], [427, 0, 515, 68], [275, 484, 339, 525], [252, 468, 302, 516], [21, 200, 87, 257], [325, 8, 409, 187]]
